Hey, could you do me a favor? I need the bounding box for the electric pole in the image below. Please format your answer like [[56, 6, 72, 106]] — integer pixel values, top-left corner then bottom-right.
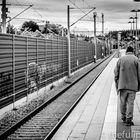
[[67, 5, 71, 78], [67, 5, 95, 76], [1, 0, 8, 33], [102, 13, 104, 35], [1, 0, 33, 34], [93, 12, 97, 62]]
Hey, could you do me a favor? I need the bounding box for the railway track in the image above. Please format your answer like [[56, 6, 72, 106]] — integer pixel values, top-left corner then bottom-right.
[[0, 53, 116, 140]]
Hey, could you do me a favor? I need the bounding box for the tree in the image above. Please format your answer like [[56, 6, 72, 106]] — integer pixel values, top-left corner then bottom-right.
[[21, 21, 40, 32], [42, 21, 67, 36]]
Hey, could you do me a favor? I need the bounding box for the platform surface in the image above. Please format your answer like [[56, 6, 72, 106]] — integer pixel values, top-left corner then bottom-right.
[[51, 58, 140, 140]]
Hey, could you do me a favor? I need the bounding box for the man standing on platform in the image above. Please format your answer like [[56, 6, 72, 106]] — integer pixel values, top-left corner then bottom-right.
[[114, 46, 140, 126]]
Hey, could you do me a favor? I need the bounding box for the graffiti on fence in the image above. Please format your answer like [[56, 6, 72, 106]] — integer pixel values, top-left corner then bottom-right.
[[25, 62, 62, 93], [25, 62, 38, 93], [0, 72, 12, 97]]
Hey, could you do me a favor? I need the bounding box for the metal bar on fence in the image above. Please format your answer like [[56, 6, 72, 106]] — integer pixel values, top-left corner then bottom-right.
[[51, 39, 53, 86], [26, 37, 29, 102], [36, 38, 39, 94], [36, 38, 38, 64], [62, 38, 64, 76], [57, 36, 59, 81], [62, 38, 65, 77], [44, 39, 47, 93], [12, 35, 16, 110], [76, 39, 78, 70]]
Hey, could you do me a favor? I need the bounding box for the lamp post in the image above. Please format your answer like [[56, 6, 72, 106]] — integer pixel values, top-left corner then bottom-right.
[[128, 21, 133, 35], [129, 17, 136, 36], [131, 9, 140, 55], [129, 17, 136, 53], [131, 10, 140, 38], [118, 31, 121, 50]]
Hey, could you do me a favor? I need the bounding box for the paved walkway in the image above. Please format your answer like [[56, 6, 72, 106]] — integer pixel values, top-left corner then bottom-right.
[[51, 58, 140, 140]]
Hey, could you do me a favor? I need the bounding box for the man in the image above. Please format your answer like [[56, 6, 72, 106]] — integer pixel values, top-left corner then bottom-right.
[[114, 46, 140, 126]]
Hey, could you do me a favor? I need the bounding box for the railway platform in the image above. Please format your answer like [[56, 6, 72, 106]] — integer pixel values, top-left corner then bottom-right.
[[51, 58, 140, 140]]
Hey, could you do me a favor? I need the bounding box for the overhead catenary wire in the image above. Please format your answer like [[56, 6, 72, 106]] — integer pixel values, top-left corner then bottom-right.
[[68, 0, 94, 21], [6, 0, 96, 31], [82, 0, 91, 8], [15, 18, 45, 23], [15, 0, 43, 19], [69, 0, 104, 27], [70, 7, 96, 27], [14, 0, 22, 7], [68, 0, 103, 35], [7, 0, 31, 7], [6, 0, 44, 24], [6, 5, 33, 23], [31, 7, 42, 19]]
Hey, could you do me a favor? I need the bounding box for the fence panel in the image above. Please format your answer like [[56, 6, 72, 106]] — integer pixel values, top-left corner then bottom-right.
[[0, 34, 13, 98], [0, 33, 106, 100]]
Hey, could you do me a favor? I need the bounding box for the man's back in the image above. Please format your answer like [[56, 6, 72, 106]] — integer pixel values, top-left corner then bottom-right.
[[114, 46, 140, 126], [114, 52, 139, 91]]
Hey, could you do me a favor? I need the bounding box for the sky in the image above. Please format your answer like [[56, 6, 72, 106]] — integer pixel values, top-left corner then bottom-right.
[[1, 0, 140, 35]]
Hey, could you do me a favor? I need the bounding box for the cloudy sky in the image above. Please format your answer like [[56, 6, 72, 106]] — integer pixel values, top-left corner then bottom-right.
[[1, 0, 140, 34]]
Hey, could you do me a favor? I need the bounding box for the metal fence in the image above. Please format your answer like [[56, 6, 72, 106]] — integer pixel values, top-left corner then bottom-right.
[[0, 33, 106, 100]]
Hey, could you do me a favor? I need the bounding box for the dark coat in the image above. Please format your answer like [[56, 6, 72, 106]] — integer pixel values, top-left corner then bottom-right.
[[114, 52, 140, 92]]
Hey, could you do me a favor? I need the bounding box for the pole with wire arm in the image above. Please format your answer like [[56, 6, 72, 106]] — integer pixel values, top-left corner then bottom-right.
[[70, 7, 96, 27], [1, 0, 8, 33], [6, 5, 33, 23], [102, 13, 104, 35], [131, 9, 140, 56], [93, 12, 97, 62], [133, 0, 140, 55], [67, 5, 96, 77], [68, 0, 94, 21], [67, 5, 71, 78]]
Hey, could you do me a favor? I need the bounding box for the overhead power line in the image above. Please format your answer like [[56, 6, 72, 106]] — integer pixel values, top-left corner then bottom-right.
[[81, 0, 91, 9], [15, 17, 45, 22], [6, 5, 33, 23], [71, 7, 96, 27], [9, 0, 43, 19], [68, 0, 94, 21], [31, 7, 42, 19]]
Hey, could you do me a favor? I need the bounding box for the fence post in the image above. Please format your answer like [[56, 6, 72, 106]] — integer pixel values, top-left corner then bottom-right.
[[36, 38, 39, 94], [44, 39, 47, 92], [26, 37, 29, 102], [12, 35, 16, 110], [67, 5, 71, 77]]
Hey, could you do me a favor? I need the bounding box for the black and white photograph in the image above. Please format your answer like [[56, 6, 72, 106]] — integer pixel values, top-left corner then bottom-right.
[[0, 0, 140, 139]]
